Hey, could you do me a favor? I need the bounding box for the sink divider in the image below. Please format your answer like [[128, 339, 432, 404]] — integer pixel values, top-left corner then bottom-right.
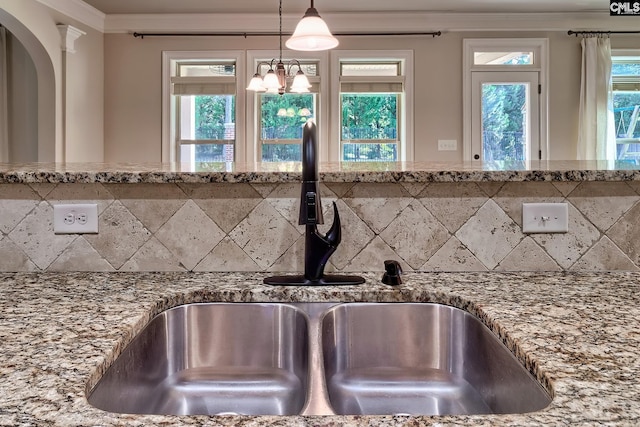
[[292, 302, 339, 416]]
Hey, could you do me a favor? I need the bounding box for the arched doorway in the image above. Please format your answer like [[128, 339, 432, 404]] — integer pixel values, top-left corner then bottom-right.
[[0, 8, 57, 162]]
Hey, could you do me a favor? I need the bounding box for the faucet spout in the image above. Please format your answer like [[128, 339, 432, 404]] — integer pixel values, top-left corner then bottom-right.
[[304, 202, 341, 280], [264, 120, 364, 287]]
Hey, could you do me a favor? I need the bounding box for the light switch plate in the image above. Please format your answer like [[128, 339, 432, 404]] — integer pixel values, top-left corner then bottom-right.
[[438, 139, 457, 151], [53, 204, 99, 234], [522, 203, 568, 233]]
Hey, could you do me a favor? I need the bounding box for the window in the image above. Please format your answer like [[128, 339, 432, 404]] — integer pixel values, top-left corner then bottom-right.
[[331, 51, 413, 162], [246, 50, 328, 163], [173, 62, 236, 165], [612, 51, 640, 161], [463, 39, 548, 163], [258, 62, 318, 162], [162, 51, 245, 165]]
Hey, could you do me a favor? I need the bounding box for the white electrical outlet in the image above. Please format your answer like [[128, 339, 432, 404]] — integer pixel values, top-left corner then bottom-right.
[[438, 139, 457, 151], [53, 204, 99, 234], [522, 203, 569, 233]]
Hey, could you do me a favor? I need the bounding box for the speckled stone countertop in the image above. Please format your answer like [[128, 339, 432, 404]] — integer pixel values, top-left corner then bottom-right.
[[0, 271, 638, 426], [2, 160, 640, 183]]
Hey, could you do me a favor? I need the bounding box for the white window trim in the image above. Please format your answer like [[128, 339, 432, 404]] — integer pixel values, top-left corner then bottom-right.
[[330, 50, 414, 162], [246, 50, 329, 163], [161, 50, 245, 163], [462, 38, 548, 162]]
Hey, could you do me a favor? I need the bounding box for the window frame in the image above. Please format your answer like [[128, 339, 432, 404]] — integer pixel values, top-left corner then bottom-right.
[[246, 50, 329, 163], [463, 38, 548, 162], [330, 50, 414, 162], [611, 49, 640, 161], [162, 50, 245, 163]]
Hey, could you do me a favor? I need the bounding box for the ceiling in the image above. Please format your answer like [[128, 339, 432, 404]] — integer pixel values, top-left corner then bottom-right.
[[80, 0, 605, 15]]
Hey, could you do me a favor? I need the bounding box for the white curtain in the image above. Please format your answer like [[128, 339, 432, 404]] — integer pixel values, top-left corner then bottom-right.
[[0, 26, 9, 162], [577, 36, 616, 161]]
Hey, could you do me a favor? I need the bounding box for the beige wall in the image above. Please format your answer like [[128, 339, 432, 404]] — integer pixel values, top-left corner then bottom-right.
[[6, 31, 38, 162], [0, 0, 104, 162], [57, 20, 105, 162], [101, 30, 629, 163]]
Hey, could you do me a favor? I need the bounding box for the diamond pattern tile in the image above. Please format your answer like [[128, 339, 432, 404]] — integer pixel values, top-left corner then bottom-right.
[[343, 236, 403, 272], [0, 237, 38, 272], [8, 201, 76, 270], [571, 236, 638, 271], [106, 184, 187, 232], [496, 237, 561, 271], [568, 182, 638, 232], [343, 183, 412, 233], [607, 202, 640, 266], [46, 183, 114, 214], [49, 237, 115, 272], [0, 179, 640, 273], [180, 183, 262, 234], [531, 203, 600, 269], [195, 237, 260, 272], [422, 236, 487, 271], [493, 182, 564, 226], [418, 183, 487, 233], [29, 183, 56, 199], [85, 201, 152, 270], [120, 237, 186, 272], [0, 184, 40, 234], [228, 200, 300, 269], [328, 199, 375, 270], [267, 235, 305, 273], [379, 201, 449, 269], [267, 183, 337, 229], [154, 200, 224, 271], [456, 200, 524, 269]]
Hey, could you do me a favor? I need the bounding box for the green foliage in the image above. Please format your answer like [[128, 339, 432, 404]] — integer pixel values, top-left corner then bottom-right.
[[341, 94, 397, 140], [259, 94, 314, 161], [194, 95, 234, 140], [481, 84, 526, 161], [261, 94, 314, 140]]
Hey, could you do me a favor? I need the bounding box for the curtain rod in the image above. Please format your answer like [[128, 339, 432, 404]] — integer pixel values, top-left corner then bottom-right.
[[132, 31, 442, 39], [568, 30, 640, 36]]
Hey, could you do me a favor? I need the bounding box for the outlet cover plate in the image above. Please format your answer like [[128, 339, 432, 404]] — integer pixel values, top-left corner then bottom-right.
[[53, 204, 99, 234], [437, 139, 457, 151], [522, 203, 568, 233]]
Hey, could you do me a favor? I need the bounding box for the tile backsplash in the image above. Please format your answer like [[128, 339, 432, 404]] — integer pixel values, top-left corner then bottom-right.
[[1, 180, 639, 272]]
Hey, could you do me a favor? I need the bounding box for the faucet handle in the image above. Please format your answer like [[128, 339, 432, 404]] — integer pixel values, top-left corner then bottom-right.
[[324, 202, 341, 247], [382, 260, 403, 286]]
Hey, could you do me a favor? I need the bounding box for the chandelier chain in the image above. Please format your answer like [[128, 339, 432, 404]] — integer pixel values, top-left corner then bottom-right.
[[279, 0, 283, 61]]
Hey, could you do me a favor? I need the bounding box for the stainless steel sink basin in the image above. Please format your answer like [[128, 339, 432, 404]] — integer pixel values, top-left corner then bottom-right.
[[88, 301, 551, 417], [321, 303, 552, 416], [88, 303, 309, 415]]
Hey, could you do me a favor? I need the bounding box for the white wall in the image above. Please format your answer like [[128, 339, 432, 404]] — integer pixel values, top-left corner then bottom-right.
[[101, 29, 616, 163]]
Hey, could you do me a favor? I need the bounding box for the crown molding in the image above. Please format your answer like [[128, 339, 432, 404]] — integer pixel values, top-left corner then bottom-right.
[[103, 11, 636, 34], [31, 4, 638, 35], [36, 0, 105, 32]]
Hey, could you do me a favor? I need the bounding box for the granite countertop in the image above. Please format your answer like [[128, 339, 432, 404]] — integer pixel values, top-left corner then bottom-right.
[[1, 161, 640, 183], [0, 271, 638, 426]]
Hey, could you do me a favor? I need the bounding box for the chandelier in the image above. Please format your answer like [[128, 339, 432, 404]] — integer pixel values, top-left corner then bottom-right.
[[246, 0, 338, 95]]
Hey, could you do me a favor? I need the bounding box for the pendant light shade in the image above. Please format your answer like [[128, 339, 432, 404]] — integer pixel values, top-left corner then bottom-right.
[[286, 1, 339, 51], [246, 73, 267, 92], [262, 69, 281, 91], [289, 70, 312, 93], [246, 0, 316, 95]]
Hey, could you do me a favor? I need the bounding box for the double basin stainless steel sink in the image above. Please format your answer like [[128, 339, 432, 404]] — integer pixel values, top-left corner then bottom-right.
[[87, 302, 552, 417]]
